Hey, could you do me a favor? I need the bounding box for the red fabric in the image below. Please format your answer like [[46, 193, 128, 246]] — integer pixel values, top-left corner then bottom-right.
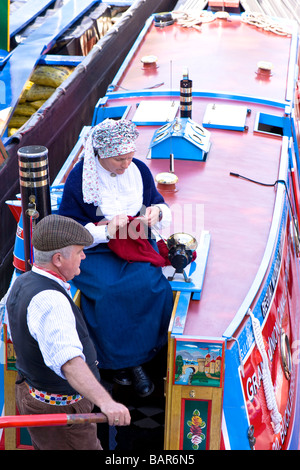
[[107, 217, 197, 267], [107, 217, 167, 267], [156, 239, 171, 265]]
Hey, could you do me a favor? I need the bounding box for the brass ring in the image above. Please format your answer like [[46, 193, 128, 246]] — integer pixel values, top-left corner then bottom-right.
[[280, 330, 292, 380]]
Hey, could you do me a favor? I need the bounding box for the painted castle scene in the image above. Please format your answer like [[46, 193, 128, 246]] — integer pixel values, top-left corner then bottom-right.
[[174, 339, 224, 387]]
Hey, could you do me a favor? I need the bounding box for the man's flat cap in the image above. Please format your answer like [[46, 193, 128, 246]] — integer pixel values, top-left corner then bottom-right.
[[32, 214, 93, 251]]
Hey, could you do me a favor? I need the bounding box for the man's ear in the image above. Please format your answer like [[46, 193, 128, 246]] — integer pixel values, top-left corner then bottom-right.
[[51, 252, 62, 267]]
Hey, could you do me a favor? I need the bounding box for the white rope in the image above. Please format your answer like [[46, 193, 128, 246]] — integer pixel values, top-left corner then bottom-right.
[[248, 309, 282, 434], [173, 0, 294, 34], [241, 11, 292, 36], [172, 9, 216, 30]]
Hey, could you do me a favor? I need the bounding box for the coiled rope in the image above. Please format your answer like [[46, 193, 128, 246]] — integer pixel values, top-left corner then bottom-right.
[[171, 2, 292, 36], [172, 9, 215, 30], [241, 11, 292, 36]]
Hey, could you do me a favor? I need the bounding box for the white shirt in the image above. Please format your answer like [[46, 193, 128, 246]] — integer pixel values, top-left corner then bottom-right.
[[27, 266, 85, 379], [85, 159, 172, 246]]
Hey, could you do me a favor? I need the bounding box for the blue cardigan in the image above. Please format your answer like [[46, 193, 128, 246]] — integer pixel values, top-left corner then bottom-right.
[[59, 158, 165, 225]]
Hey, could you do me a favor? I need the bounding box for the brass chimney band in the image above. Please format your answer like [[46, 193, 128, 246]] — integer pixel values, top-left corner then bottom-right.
[[18, 146, 49, 188]]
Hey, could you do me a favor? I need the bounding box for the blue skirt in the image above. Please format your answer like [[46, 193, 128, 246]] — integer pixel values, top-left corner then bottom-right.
[[73, 242, 173, 369]]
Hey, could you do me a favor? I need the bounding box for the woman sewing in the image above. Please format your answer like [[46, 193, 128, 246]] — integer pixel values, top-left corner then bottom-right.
[[59, 119, 173, 397]]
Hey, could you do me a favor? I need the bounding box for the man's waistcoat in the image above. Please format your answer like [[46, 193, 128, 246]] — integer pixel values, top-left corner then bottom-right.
[[6, 271, 99, 394]]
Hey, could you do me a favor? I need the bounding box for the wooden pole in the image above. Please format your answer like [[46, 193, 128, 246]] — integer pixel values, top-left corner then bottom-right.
[[0, 413, 107, 429]]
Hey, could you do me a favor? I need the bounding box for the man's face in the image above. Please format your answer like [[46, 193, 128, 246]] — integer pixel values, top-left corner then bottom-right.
[[59, 245, 86, 281]]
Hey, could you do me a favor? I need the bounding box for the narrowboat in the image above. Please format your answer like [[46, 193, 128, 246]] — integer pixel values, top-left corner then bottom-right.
[[2, 0, 300, 450]]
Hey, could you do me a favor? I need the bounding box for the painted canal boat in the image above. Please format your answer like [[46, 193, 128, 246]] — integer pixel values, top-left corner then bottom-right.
[[2, 1, 300, 450]]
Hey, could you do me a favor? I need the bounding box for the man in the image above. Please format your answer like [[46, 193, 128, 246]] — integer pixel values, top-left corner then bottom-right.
[[6, 214, 130, 450]]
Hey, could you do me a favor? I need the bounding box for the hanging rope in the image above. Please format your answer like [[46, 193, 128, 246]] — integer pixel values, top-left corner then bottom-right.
[[248, 308, 282, 434]]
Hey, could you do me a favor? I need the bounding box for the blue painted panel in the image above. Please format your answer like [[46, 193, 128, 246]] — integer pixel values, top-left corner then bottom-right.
[[0, 0, 98, 133], [38, 54, 83, 67], [222, 343, 251, 450], [10, 0, 56, 37], [171, 291, 191, 336], [92, 105, 131, 125], [167, 231, 211, 301]]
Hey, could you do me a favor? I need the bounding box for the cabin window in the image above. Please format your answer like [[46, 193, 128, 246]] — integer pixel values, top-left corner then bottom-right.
[[254, 113, 286, 137]]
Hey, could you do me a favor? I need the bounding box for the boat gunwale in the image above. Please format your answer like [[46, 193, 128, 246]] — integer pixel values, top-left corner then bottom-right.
[[285, 19, 299, 103], [223, 135, 290, 339], [104, 88, 290, 109], [107, 14, 154, 93]]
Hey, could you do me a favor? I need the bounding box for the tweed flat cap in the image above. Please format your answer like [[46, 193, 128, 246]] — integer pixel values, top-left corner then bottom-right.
[[32, 214, 93, 251]]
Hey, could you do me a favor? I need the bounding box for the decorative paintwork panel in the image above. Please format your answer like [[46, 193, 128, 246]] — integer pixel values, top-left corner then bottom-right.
[[174, 338, 225, 387], [180, 399, 210, 450]]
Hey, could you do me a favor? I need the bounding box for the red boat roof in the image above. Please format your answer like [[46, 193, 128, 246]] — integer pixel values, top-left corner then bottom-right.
[[118, 15, 294, 103], [94, 15, 298, 338]]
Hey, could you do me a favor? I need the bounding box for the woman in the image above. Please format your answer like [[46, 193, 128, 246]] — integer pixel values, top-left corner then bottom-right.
[[59, 119, 173, 397]]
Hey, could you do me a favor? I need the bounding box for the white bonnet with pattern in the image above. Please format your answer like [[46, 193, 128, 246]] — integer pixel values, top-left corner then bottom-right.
[[80, 119, 139, 206]]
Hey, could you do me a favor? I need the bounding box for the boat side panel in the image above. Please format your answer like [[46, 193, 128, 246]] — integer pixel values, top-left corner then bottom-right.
[[222, 342, 251, 449], [223, 196, 300, 449]]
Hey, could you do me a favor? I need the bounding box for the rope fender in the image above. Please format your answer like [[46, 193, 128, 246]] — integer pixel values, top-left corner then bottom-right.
[[248, 308, 282, 434]]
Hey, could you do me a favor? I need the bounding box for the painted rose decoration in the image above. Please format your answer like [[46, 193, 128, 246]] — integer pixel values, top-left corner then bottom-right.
[[186, 409, 206, 450]]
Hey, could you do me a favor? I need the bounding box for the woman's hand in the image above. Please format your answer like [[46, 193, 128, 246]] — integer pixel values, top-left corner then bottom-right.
[[105, 214, 129, 238], [143, 206, 161, 227]]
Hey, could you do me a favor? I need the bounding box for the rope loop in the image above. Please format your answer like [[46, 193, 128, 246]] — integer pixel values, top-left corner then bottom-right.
[[248, 309, 282, 434]]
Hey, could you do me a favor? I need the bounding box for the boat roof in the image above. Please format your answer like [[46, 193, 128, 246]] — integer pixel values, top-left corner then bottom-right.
[[94, 13, 298, 339], [112, 13, 296, 103]]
